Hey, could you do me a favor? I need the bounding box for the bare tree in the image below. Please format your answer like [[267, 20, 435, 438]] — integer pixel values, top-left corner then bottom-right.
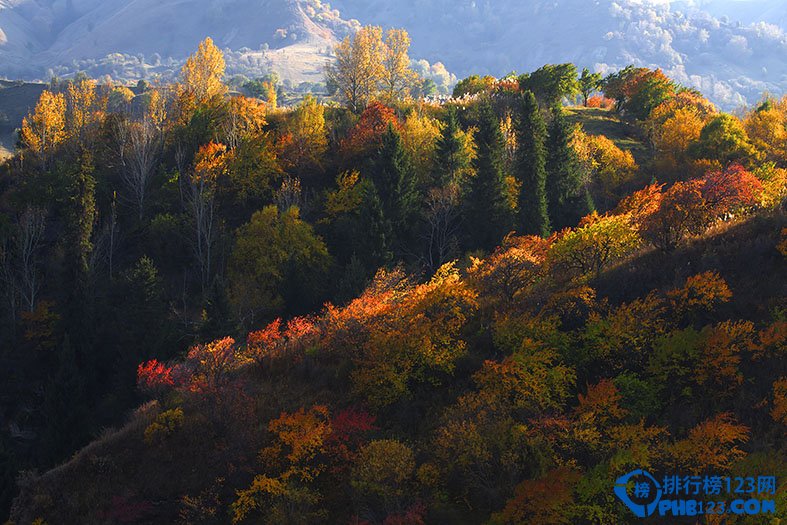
[[188, 173, 216, 294], [276, 176, 303, 212], [422, 185, 460, 272], [121, 115, 161, 220], [89, 195, 119, 279], [10, 207, 47, 313]]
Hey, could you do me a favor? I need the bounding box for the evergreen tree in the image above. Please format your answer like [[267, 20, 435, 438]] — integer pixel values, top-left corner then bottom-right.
[[41, 335, 90, 464], [546, 104, 594, 229], [356, 179, 393, 271], [61, 149, 98, 398], [461, 102, 513, 252], [433, 107, 470, 187], [516, 91, 551, 237], [0, 432, 16, 518], [371, 124, 418, 249]]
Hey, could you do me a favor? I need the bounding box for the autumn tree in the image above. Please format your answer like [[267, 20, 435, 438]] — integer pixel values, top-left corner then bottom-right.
[[178, 37, 227, 120], [283, 95, 327, 175], [400, 109, 440, 186], [233, 405, 332, 523], [452, 74, 497, 98], [340, 101, 400, 160], [772, 378, 787, 428], [466, 234, 550, 308], [668, 413, 749, 474], [189, 142, 227, 292], [651, 107, 705, 177], [548, 212, 640, 278], [20, 90, 67, 164], [222, 95, 267, 150], [701, 162, 763, 215], [327, 26, 385, 112], [745, 97, 787, 165], [639, 179, 707, 252], [666, 271, 732, 321], [690, 114, 758, 166], [572, 130, 638, 209], [380, 29, 419, 102], [516, 91, 550, 237], [66, 77, 101, 141], [351, 439, 416, 516], [490, 469, 579, 525], [352, 263, 478, 406]]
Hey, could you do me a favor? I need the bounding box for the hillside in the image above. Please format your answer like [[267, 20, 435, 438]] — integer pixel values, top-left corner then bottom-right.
[[8, 210, 787, 524], [2, 33, 787, 524]]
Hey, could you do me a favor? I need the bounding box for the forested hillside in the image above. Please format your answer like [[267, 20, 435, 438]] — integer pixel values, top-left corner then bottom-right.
[[1, 28, 786, 524]]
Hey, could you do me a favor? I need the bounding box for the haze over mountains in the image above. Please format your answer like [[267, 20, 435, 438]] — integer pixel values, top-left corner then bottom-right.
[[1, 0, 786, 107]]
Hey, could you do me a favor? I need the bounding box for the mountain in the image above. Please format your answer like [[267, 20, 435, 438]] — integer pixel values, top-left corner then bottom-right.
[[329, 0, 787, 108], [1, 0, 787, 107], [0, 0, 357, 83]]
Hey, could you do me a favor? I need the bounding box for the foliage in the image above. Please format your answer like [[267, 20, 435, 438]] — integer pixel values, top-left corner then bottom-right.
[[144, 408, 184, 445], [229, 205, 331, 324], [516, 91, 550, 236], [20, 90, 67, 161], [519, 64, 579, 107], [548, 212, 640, 278]]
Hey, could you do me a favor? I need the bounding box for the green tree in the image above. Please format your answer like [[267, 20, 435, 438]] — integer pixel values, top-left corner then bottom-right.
[[579, 68, 602, 106], [690, 114, 759, 165], [546, 104, 594, 229], [41, 335, 90, 464], [356, 178, 393, 271], [433, 107, 472, 187], [371, 124, 419, 249], [516, 91, 551, 237], [229, 206, 331, 326], [462, 102, 513, 251], [519, 64, 579, 107]]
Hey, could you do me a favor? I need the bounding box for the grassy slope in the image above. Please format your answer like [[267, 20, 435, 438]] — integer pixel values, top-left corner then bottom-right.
[[8, 211, 786, 524], [564, 106, 652, 166]]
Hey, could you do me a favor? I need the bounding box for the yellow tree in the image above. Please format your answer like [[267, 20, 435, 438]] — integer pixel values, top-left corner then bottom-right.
[[222, 95, 267, 149], [20, 90, 67, 162], [572, 129, 638, 208], [654, 107, 704, 157], [178, 37, 227, 116], [400, 109, 441, 185], [190, 142, 228, 291], [745, 97, 787, 165], [548, 212, 641, 279], [66, 78, 100, 141], [381, 29, 418, 102], [283, 95, 328, 174], [326, 26, 385, 112]]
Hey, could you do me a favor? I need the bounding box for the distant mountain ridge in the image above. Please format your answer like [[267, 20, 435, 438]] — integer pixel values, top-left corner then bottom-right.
[[330, 0, 787, 108], [1, 0, 787, 107], [0, 0, 356, 83]]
